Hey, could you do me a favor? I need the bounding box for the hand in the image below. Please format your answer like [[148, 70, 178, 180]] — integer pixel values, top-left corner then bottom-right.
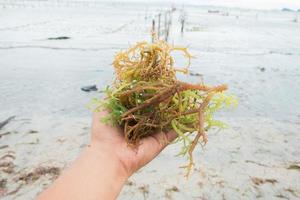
[[91, 110, 177, 178], [37, 110, 177, 200]]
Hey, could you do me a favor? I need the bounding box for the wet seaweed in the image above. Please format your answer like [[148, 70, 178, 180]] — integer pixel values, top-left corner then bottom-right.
[[94, 39, 237, 176]]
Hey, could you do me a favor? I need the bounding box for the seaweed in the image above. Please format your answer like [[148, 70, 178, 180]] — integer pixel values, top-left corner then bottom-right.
[[47, 36, 70, 40], [95, 39, 237, 176]]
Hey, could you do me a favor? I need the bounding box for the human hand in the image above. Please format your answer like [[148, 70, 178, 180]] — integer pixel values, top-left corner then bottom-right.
[[37, 110, 177, 200], [90, 110, 177, 178]]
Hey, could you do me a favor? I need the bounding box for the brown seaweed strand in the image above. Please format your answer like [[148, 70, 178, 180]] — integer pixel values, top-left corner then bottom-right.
[[185, 92, 214, 177], [121, 83, 180, 117]]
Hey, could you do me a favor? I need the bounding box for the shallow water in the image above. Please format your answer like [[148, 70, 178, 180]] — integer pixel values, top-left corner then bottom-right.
[[0, 1, 300, 199]]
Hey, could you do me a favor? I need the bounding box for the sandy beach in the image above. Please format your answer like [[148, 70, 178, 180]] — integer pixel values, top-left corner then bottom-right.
[[0, 0, 300, 199]]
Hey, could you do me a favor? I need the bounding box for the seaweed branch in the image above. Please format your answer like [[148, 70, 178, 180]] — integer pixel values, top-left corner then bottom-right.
[[96, 39, 237, 176]]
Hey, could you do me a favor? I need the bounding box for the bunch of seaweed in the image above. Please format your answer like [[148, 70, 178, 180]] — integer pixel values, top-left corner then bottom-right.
[[94, 39, 236, 176]]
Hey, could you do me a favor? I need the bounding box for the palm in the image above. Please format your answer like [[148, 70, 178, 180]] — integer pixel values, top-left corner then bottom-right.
[[91, 111, 177, 175]]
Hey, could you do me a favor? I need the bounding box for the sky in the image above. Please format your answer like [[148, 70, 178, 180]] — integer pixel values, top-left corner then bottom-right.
[[109, 0, 300, 10], [182, 0, 300, 10]]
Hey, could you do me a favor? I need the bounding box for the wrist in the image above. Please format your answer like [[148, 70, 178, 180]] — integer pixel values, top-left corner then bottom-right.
[[88, 141, 130, 181]]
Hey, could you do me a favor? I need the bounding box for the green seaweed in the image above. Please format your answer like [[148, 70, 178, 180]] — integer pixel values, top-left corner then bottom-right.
[[93, 39, 237, 176]]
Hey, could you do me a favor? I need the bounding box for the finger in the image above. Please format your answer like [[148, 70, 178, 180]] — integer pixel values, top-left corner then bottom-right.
[[92, 110, 108, 130], [92, 110, 122, 137], [136, 130, 177, 167], [165, 130, 178, 142]]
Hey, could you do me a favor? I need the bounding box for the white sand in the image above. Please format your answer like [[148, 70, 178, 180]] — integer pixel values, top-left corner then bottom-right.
[[0, 0, 300, 199]]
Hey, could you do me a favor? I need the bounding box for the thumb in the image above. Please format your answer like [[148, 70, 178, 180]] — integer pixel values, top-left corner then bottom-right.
[[136, 130, 177, 168]]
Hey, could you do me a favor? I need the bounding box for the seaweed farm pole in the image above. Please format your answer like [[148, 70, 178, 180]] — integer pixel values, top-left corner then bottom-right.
[[165, 11, 172, 42], [293, 12, 298, 23], [152, 19, 156, 42], [145, 7, 148, 20], [181, 15, 185, 34], [158, 13, 161, 39], [169, 9, 173, 26], [164, 12, 168, 41], [180, 8, 186, 35]]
